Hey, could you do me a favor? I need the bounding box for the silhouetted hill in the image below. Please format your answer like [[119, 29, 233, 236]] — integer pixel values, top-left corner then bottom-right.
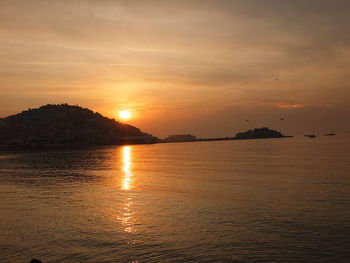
[[0, 104, 158, 149], [234, 127, 285, 139]]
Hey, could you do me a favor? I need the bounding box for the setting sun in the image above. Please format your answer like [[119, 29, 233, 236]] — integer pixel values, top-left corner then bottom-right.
[[119, 110, 131, 120]]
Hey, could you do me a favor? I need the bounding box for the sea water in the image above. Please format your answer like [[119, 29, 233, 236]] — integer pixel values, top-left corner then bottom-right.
[[1, 136, 349, 262]]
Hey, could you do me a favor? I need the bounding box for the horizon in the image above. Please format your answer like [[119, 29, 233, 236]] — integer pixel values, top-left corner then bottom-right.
[[1, 0, 350, 138], [0, 103, 346, 138]]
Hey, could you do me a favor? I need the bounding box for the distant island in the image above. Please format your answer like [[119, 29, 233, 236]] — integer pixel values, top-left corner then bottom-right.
[[234, 127, 286, 139], [164, 128, 291, 143], [0, 104, 158, 150]]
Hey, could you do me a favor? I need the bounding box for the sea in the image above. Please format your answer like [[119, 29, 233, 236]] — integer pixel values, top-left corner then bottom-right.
[[0, 136, 349, 263]]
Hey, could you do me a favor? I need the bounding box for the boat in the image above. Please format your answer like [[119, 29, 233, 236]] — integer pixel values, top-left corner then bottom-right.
[[304, 134, 316, 138], [324, 130, 336, 136]]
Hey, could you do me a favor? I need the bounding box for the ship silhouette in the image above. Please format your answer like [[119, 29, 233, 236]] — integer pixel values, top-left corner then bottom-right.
[[324, 130, 336, 136], [304, 134, 316, 138]]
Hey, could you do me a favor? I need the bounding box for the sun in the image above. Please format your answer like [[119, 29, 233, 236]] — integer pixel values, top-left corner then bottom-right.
[[119, 110, 131, 120]]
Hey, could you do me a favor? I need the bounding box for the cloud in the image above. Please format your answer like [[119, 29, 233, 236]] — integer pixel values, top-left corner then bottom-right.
[[0, 0, 350, 135], [276, 104, 305, 109]]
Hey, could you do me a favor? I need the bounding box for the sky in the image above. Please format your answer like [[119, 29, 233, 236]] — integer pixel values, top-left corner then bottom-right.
[[1, 0, 349, 138]]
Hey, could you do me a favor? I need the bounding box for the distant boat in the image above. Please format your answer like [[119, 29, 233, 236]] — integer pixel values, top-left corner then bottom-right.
[[304, 134, 316, 138], [324, 130, 336, 136]]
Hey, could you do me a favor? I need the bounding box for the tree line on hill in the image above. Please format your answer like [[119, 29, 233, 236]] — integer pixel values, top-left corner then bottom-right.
[[0, 104, 158, 150]]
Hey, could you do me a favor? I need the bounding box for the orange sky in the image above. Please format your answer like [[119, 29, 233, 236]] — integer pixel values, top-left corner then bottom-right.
[[1, 0, 349, 137]]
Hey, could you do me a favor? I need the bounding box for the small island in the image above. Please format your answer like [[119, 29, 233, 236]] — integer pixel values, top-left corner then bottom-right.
[[0, 104, 158, 150], [234, 127, 287, 140]]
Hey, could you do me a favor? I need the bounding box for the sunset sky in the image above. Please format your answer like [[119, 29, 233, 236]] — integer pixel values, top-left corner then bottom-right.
[[1, 0, 349, 137]]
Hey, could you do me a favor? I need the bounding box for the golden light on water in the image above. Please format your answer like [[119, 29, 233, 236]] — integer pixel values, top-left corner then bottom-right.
[[115, 146, 136, 233], [119, 198, 135, 233], [122, 146, 133, 190]]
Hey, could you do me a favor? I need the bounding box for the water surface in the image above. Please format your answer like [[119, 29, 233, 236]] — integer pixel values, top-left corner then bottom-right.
[[1, 136, 349, 262]]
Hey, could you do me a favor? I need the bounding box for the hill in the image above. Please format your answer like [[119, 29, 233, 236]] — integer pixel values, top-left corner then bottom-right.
[[0, 104, 158, 149], [234, 127, 285, 139]]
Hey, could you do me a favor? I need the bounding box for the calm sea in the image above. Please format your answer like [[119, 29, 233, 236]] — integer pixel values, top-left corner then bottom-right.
[[1, 136, 349, 263]]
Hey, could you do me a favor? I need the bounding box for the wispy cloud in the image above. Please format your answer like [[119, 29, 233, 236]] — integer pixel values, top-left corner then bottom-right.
[[0, 0, 349, 135], [276, 104, 305, 109]]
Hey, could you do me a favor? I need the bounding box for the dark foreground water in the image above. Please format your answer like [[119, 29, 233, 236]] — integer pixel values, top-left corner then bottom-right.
[[1, 136, 350, 263]]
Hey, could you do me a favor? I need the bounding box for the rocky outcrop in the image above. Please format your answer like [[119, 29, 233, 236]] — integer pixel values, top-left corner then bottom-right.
[[234, 127, 285, 139]]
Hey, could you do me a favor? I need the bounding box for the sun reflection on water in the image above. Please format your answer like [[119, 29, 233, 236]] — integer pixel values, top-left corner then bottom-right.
[[116, 146, 136, 233], [122, 146, 133, 190], [118, 197, 135, 233]]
